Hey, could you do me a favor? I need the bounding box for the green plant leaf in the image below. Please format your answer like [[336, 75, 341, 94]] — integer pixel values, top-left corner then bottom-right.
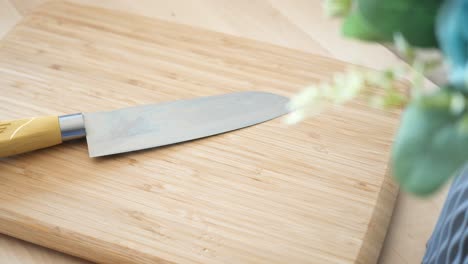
[[341, 11, 384, 41], [392, 90, 468, 196], [356, 0, 443, 47]]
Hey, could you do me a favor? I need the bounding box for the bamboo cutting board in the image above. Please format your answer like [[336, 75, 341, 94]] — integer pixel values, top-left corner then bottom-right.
[[0, 2, 399, 263]]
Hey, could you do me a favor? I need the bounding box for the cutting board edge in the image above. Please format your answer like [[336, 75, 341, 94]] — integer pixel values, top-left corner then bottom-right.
[[33, 0, 360, 68], [0, 207, 175, 263], [356, 168, 399, 263]]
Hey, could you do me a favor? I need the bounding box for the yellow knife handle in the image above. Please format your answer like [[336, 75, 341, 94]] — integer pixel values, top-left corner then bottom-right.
[[0, 116, 63, 158]]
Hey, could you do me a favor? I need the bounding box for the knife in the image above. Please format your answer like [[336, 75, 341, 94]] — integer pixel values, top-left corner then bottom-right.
[[0, 91, 288, 158]]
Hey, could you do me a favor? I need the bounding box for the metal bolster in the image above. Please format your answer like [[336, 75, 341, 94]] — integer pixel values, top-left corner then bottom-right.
[[58, 113, 86, 141]]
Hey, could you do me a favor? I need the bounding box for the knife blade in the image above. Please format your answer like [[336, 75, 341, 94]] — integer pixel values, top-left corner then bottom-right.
[[0, 91, 288, 158]]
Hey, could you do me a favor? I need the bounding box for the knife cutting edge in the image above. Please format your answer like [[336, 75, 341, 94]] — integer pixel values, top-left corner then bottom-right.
[[0, 91, 289, 158]]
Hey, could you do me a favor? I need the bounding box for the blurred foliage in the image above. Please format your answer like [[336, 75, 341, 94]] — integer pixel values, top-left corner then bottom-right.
[[392, 88, 468, 195], [288, 0, 468, 196]]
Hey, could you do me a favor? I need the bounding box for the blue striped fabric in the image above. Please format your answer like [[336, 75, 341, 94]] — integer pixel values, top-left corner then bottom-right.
[[422, 166, 468, 264]]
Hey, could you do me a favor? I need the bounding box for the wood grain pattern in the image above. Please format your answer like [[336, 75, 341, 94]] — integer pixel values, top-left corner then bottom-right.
[[0, 2, 399, 263]]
